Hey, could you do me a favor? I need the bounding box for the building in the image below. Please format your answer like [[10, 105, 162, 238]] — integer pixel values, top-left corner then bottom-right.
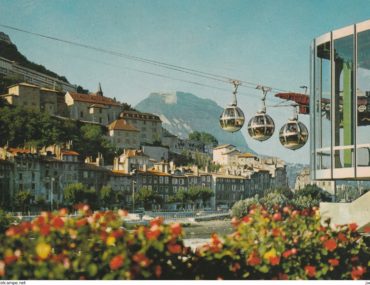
[[113, 149, 152, 173], [0, 158, 13, 208], [0, 82, 65, 115], [212, 174, 247, 208], [65, 86, 122, 125], [107, 119, 140, 149], [142, 145, 169, 162], [311, 19, 370, 180], [213, 144, 240, 166], [0, 56, 76, 92], [119, 110, 162, 145]]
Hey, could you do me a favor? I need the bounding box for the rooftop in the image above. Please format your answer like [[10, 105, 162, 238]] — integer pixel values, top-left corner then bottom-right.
[[67, 92, 121, 107], [108, 119, 139, 132], [120, 110, 161, 122], [213, 144, 235, 150]]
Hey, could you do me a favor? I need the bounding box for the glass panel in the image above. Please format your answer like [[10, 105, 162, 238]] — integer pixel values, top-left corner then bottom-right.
[[315, 41, 331, 170], [357, 29, 370, 167], [333, 34, 354, 168]]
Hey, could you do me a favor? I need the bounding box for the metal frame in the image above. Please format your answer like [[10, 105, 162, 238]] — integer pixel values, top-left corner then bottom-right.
[[311, 19, 370, 180]]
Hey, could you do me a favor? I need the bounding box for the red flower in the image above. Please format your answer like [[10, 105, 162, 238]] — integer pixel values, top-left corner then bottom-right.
[[247, 252, 261, 266], [282, 248, 297, 258], [150, 217, 164, 227], [133, 253, 150, 267], [51, 217, 64, 229], [348, 223, 358, 232], [272, 228, 280, 237], [167, 244, 182, 254], [40, 225, 50, 236], [211, 233, 221, 245], [242, 216, 252, 223], [112, 229, 124, 238], [170, 223, 182, 237], [328, 259, 339, 267], [278, 273, 288, 280], [4, 255, 17, 265], [76, 218, 87, 228], [269, 256, 280, 266], [324, 239, 337, 252], [351, 266, 366, 280], [155, 265, 162, 278], [110, 255, 124, 270], [231, 217, 240, 227], [231, 262, 241, 272], [337, 233, 347, 242], [272, 212, 282, 221], [59, 208, 68, 216], [364, 226, 370, 233], [146, 224, 161, 240], [305, 265, 316, 278]]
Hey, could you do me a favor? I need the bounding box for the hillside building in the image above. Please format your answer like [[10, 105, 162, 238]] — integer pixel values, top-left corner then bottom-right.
[[65, 86, 122, 125], [0, 56, 76, 92], [119, 110, 162, 145], [107, 119, 140, 149]]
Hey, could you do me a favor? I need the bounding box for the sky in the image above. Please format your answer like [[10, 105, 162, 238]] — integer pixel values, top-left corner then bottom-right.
[[1, 0, 370, 164]]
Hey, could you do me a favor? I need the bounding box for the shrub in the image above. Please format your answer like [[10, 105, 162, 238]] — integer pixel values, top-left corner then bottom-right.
[[231, 197, 259, 218], [0, 204, 369, 280]]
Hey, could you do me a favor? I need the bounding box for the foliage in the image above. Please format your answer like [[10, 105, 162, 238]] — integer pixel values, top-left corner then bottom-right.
[[136, 188, 162, 210], [0, 106, 117, 164], [0, 205, 369, 280], [14, 191, 34, 213], [0, 41, 69, 83], [188, 187, 213, 208], [231, 197, 259, 218], [63, 183, 97, 209], [259, 192, 289, 212], [99, 186, 116, 209], [0, 210, 18, 233], [188, 131, 218, 146], [295, 184, 332, 202]]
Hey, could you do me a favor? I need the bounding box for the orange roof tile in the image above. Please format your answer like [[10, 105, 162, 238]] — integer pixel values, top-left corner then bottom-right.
[[68, 92, 121, 107], [120, 110, 161, 122], [238, 152, 256, 158], [61, 150, 79, 156], [8, 148, 32, 154], [108, 119, 139, 132]]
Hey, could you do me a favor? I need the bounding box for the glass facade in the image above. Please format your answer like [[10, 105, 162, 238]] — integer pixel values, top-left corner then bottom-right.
[[311, 19, 370, 180]]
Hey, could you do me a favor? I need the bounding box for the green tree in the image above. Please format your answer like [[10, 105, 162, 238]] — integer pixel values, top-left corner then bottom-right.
[[198, 187, 214, 208], [173, 189, 190, 210], [189, 131, 218, 146], [14, 191, 34, 213], [136, 188, 161, 210], [295, 184, 332, 202], [99, 185, 116, 209], [63, 183, 88, 206]]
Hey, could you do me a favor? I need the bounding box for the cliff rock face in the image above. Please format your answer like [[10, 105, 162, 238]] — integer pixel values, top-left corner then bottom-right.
[[136, 91, 254, 153]]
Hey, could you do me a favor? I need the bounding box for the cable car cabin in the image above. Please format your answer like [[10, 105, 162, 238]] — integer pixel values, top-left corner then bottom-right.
[[279, 119, 308, 150], [219, 106, 245, 133], [247, 112, 275, 141]]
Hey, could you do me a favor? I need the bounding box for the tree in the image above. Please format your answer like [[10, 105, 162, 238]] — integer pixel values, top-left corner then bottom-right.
[[199, 187, 214, 208], [295, 184, 332, 202], [14, 191, 34, 213], [63, 183, 88, 206], [173, 189, 190, 210], [99, 185, 116, 209], [188, 131, 218, 146], [188, 187, 214, 209], [136, 188, 161, 210]]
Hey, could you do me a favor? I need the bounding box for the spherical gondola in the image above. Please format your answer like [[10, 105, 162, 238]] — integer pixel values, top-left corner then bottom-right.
[[279, 118, 308, 150], [219, 80, 245, 133], [248, 111, 275, 141]]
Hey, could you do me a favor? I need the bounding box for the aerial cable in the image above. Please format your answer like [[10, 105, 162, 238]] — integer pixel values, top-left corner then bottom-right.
[[0, 23, 293, 94]]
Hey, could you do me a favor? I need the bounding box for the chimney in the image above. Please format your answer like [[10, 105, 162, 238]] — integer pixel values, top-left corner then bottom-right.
[[113, 157, 118, 170], [169, 161, 175, 173], [164, 163, 169, 173], [143, 164, 147, 172]]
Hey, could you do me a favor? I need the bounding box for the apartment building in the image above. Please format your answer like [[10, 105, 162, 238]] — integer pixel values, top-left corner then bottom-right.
[[119, 110, 162, 145]]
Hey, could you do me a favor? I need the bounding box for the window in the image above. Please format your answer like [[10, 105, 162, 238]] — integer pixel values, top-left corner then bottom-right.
[[32, 172, 35, 181], [80, 111, 84, 118], [19, 173, 23, 180], [99, 118, 102, 124]]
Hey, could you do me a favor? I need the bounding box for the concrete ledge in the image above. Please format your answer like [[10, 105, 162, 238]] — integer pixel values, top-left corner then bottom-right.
[[320, 192, 370, 231]]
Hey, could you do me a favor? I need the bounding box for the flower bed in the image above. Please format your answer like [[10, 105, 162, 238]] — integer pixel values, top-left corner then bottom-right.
[[0, 204, 369, 280]]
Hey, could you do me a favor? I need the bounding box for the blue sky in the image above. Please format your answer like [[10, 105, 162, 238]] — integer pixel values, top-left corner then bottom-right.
[[1, 0, 370, 163]]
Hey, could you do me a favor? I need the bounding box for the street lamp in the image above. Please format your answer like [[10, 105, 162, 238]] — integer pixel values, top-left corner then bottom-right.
[[50, 177, 55, 211], [130, 169, 137, 213]]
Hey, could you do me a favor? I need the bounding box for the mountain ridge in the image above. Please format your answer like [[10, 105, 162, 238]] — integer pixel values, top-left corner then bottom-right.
[[136, 91, 254, 153]]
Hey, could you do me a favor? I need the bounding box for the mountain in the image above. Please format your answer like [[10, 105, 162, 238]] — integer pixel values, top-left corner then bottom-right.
[[136, 91, 254, 153]]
